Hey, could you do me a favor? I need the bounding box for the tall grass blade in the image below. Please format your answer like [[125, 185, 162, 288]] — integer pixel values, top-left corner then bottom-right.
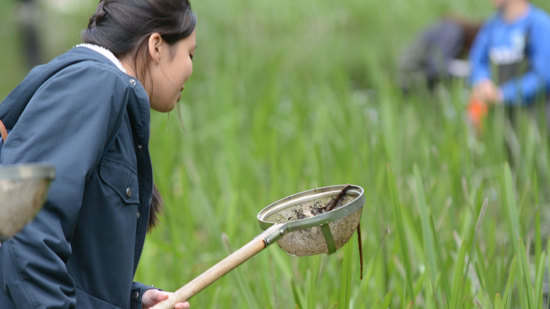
[[461, 198, 488, 302], [381, 291, 392, 308], [450, 241, 467, 309], [502, 256, 518, 308], [221, 234, 261, 308], [516, 239, 533, 309], [306, 257, 320, 309], [413, 165, 449, 305], [502, 163, 520, 252], [534, 175, 541, 263], [338, 241, 353, 309], [291, 279, 305, 309], [534, 251, 546, 309], [387, 165, 414, 303]]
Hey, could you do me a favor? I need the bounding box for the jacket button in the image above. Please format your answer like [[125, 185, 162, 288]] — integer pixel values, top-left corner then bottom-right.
[[137, 144, 143, 151], [129, 79, 137, 86], [136, 211, 141, 219], [126, 187, 132, 198], [131, 290, 140, 301]]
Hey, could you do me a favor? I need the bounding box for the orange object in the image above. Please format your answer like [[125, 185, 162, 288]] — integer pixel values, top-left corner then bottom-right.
[[468, 98, 488, 130]]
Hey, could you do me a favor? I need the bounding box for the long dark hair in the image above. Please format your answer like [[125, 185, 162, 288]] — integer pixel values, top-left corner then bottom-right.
[[83, 0, 196, 82], [83, 0, 196, 231]]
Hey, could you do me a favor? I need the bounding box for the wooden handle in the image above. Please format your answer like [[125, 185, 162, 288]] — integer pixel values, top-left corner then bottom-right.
[[151, 223, 283, 309], [0, 120, 7, 143]]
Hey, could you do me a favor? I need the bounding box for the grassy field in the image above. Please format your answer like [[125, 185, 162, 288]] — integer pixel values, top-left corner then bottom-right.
[[2, 0, 550, 307]]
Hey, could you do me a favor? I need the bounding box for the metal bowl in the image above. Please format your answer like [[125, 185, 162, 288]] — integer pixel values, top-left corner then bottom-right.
[[257, 185, 365, 256], [0, 164, 55, 240]]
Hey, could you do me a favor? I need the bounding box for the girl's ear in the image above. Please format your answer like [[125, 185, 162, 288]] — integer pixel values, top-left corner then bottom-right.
[[147, 33, 163, 64]]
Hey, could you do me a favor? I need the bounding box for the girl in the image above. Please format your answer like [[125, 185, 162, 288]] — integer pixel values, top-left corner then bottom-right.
[[469, 0, 550, 106], [0, 0, 196, 308]]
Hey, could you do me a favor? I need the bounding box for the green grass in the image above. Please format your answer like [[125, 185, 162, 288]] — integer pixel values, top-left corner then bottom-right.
[[3, 0, 550, 307]]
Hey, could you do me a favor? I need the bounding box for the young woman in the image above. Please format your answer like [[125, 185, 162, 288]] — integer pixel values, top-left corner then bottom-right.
[[469, 0, 550, 106], [0, 0, 196, 308]]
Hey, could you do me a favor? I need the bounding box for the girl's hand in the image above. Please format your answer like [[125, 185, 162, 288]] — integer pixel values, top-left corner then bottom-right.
[[473, 80, 503, 104], [142, 289, 190, 309]]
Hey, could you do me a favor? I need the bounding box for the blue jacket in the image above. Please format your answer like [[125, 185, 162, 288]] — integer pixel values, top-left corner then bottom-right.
[[0, 47, 154, 308], [469, 4, 550, 105]]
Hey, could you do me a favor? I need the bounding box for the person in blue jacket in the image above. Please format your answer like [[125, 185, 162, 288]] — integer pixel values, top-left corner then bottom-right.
[[0, 0, 196, 308], [469, 0, 550, 107]]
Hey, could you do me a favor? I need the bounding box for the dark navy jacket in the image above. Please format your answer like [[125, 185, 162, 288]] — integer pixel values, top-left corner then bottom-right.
[[0, 47, 154, 308]]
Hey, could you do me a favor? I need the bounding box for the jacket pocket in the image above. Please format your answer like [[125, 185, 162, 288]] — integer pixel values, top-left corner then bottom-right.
[[98, 157, 139, 205]]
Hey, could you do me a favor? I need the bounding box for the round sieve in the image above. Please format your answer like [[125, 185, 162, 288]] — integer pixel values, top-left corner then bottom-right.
[[0, 164, 55, 240], [257, 184, 365, 256]]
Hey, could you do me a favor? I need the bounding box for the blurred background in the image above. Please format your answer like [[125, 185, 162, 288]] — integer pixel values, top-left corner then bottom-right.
[[2, 0, 550, 307]]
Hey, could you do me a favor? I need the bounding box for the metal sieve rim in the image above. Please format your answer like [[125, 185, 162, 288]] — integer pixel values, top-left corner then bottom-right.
[[256, 184, 365, 244], [0, 164, 56, 181]]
